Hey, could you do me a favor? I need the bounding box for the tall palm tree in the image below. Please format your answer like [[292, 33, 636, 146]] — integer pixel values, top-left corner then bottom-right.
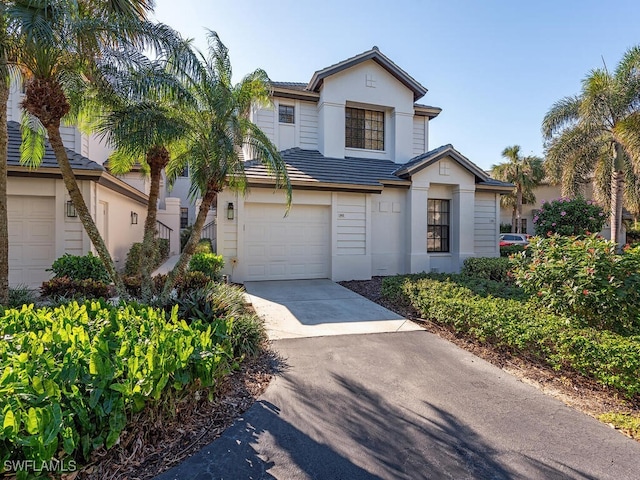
[[0, 3, 15, 304], [161, 32, 291, 298], [491, 145, 544, 233], [8, 0, 174, 296], [87, 51, 195, 300], [543, 46, 640, 245]]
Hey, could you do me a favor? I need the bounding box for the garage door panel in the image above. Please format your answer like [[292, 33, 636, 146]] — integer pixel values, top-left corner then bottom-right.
[[244, 203, 330, 281], [8, 196, 56, 288]]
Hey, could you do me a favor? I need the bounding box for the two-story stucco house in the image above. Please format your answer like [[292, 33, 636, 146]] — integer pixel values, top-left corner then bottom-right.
[[216, 47, 512, 282]]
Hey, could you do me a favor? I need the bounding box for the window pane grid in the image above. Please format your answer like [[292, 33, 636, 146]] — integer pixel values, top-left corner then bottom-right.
[[345, 107, 384, 150], [279, 105, 295, 124], [427, 199, 450, 253]]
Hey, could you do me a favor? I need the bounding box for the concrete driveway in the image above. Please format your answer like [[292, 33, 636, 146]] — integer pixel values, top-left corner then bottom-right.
[[244, 279, 421, 339], [156, 331, 640, 479]]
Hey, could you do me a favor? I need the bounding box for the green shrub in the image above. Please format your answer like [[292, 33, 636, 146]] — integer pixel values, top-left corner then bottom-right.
[[0, 301, 234, 471], [394, 276, 640, 398], [5, 285, 38, 308], [195, 238, 213, 254], [49, 253, 110, 283], [462, 257, 511, 282], [41, 276, 112, 300], [229, 314, 267, 359], [500, 244, 527, 257], [500, 223, 513, 233], [511, 234, 640, 332], [124, 239, 171, 276], [174, 282, 247, 324], [533, 197, 605, 236], [189, 252, 224, 280]]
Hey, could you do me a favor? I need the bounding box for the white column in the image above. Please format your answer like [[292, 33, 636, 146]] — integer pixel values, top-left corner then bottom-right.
[[453, 186, 476, 270], [406, 185, 429, 273]]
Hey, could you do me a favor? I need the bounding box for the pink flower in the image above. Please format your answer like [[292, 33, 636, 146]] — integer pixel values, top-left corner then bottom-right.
[[560, 211, 566, 216], [599, 212, 604, 216], [552, 222, 556, 226]]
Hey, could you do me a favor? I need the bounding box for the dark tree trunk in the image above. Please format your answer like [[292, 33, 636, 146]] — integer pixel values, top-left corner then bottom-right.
[[511, 208, 517, 233], [140, 146, 169, 301], [161, 184, 217, 300], [0, 78, 9, 305]]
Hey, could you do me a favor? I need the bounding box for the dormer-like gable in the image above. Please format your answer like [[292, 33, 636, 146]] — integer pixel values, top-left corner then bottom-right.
[[308, 46, 428, 101]]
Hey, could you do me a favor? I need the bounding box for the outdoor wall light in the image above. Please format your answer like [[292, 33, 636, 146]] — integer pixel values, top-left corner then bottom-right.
[[131, 211, 138, 225], [227, 202, 234, 220], [66, 200, 77, 218]]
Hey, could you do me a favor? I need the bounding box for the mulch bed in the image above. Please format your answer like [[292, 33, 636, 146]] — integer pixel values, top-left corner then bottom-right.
[[74, 349, 282, 480], [340, 277, 640, 439]]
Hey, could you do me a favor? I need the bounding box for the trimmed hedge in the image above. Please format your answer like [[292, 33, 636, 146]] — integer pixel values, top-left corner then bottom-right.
[[188, 253, 224, 280], [461, 257, 511, 282], [385, 275, 640, 398]]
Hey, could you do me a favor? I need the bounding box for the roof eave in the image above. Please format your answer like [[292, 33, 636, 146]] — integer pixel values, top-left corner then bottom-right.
[[414, 105, 442, 119]]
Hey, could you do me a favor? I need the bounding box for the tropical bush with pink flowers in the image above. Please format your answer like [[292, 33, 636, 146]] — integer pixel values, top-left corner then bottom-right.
[[533, 197, 605, 236]]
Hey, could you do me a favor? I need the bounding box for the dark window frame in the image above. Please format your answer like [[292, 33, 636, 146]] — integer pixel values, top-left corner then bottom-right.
[[427, 199, 450, 253], [279, 104, 295, 124], [345, 107, 385, 151], [180, 207, 189, 229]]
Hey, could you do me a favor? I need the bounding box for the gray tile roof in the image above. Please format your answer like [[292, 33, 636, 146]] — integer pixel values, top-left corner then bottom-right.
[[271, 82, 309, 91], [7, 121, 103, 171], [245, 148, 407, 189], [244, 146, 511, 191]]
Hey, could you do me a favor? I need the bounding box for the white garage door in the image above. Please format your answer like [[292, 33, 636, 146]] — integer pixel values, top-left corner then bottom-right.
[[8, 196, 56, 288], [244, 203, 330, 280]]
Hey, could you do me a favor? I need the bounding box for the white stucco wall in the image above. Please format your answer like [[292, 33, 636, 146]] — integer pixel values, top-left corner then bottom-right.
[[371, 188, 407, 276], [94, 184, 145, 269], [317, 60, 415, 163]]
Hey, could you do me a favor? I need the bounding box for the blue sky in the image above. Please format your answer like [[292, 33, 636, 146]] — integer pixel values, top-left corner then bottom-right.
[[152, 0, 640, 170]]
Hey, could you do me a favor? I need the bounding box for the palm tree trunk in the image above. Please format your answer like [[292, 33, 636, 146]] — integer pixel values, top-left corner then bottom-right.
[[46, 126, 127, 297], [511, 207, 517, 233], [161, 185, 216, 300], [0, 79, 9, 305], [140, 149, 167, 301], [516, 185, 523, 234], [611, 170, 624, 246]]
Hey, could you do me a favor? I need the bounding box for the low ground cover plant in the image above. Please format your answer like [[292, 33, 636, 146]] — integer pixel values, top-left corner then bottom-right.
[[1, 279, 266, 476]]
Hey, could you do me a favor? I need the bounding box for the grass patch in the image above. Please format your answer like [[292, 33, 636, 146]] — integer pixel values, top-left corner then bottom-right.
[[598, 413, 640, 439]]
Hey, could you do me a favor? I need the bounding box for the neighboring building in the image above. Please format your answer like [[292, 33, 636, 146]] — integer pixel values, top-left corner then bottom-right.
[[216, 47, 512, 282], [5, 121, 147, 287]]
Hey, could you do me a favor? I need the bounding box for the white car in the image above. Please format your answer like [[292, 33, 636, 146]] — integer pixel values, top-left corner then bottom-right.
[[499, 233, 531, 246]]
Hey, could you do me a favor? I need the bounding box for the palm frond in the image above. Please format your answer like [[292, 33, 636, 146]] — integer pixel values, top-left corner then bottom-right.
[[19, 112, 46, 168], [542, 95, 581, 139]]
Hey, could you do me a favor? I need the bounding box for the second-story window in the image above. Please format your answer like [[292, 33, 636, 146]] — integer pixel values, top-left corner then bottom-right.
[[279, 105, 295, 124], [345, 107, 384, 151]]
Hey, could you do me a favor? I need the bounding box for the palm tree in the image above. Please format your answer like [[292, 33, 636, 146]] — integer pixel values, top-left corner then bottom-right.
[[491, 145, 544, 233], [87, 51, 195, 300], [0, 3, 15, 304], [160, 32, 291, 298], [543, 46, 640, 245], [8, 0, 174, 296]]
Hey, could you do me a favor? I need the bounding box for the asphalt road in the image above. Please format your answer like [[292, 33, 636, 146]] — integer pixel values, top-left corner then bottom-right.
[[157, 330, 640, 479]]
